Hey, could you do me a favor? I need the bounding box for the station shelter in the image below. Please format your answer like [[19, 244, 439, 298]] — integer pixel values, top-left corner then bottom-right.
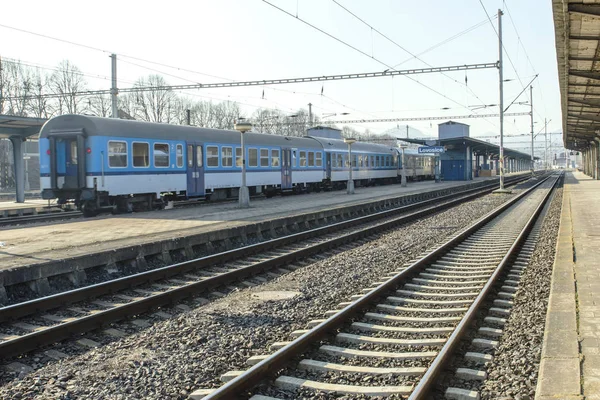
[[400, 121, 536, 181], [0, 115, 47, 202]]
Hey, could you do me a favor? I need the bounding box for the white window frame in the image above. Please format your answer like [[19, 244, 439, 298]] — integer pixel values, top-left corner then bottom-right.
[[132, 141, 150, 168], [299, 150, 307, 167], [260, 148, 269, 167], [206, 145, 219, 168], [222, 146, 233, 167], [176, 144, 184, 168], [153, 142, 170, 168], [271, 149, 280, 167], [108, 140, 128, 168], [249, 148, 258, 167], [316, 152, 323, 167]]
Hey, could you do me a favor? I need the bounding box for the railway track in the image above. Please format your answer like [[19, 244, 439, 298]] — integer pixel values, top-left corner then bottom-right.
[[0, 174, 533, 361], [192, 172, 560, 399], [0, 210, 82, 227]]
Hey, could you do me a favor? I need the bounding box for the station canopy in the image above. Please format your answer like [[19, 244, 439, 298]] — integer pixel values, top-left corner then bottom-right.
[[398, 136, 537, 160], [553, 0, 600, 151], [0, 115, 47, 140]]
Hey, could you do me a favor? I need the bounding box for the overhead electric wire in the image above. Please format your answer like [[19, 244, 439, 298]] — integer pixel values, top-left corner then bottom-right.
[[261, 0, 496, 126], [331, 0, 489, 109]]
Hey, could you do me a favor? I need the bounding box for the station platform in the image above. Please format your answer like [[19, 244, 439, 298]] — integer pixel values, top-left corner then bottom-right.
[[0, 176, 515, 273], [0, 199, 60, 217], [537, 171, 600, 400]]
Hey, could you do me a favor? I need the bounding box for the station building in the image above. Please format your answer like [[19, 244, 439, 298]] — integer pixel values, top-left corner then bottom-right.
[[401, 121, 536, 181]]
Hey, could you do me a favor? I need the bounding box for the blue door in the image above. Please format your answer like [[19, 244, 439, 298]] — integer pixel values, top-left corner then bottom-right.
[[281, 148, 292, 190], [56, 137, 80, 189], [325, 152, 332, 180], [186, 143, 205, 196]]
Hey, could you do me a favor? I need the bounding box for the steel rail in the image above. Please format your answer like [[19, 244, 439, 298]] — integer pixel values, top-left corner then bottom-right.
[[0, 211, 82, 227], [409, 172, 561, 399], [0, 175, 527, 323], [202, 173, 556, 399], [0, 176, 532, 359]]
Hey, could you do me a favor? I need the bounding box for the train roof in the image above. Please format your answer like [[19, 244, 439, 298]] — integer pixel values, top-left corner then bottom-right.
[[39, 115, 324, 150], [307, 136, 396, 154]]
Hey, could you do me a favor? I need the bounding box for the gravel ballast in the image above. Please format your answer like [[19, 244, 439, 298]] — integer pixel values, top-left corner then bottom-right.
[[476, 184, 563, 400], [0, 187, 529, 399]]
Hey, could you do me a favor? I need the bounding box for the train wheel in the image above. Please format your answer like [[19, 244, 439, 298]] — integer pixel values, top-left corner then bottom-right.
[[81, 201, 99, 218]]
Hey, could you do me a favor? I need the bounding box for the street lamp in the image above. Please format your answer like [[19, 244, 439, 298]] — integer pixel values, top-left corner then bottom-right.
[[344, 137, 356, 194], [234, 120, 252, 208], [399, 142, 408, 187]]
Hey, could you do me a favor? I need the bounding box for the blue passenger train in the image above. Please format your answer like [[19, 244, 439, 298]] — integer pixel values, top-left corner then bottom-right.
[[38, 115, 434, 216]]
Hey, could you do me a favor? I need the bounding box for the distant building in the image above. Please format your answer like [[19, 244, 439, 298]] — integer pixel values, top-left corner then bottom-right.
[[439, 121, 470, 139], [307, 126, 342, 140]]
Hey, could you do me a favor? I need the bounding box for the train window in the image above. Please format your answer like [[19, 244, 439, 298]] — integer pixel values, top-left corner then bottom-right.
[[299, 151, 307, 167], [222, 146, 233, 167], [365, 155, 369, 167], [176, 144, 184, 168], [249, 148, 258, 167], [316, 152, 322, 167], [370, 156, 375, 168], [338, 154, 344, 168], [359, 155, 364, 167], [187, 145, 193, 168], [308, 152, 315, 167], [206, 146, 219, 167], [70, 141, 78, 164], [108, 141, 127, 168], [197, 146, 203, 167], [236, 148, 242, 167], [271, 149, 280, 167], [133, 142, 149, 167], [292, 150, 297, 166], [260, 149, 269, 167], [352, 155, 357, 168], [153, 143, 170, 168], [393, 155, 398, 166], [376, 156, 380, 167]]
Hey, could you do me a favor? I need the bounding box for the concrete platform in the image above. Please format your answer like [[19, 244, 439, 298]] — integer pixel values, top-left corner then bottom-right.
[[0, 175, 528, 298], [537, 171, 600, 400], [0, 177, 508, 269], [0, 199, 60, 217]]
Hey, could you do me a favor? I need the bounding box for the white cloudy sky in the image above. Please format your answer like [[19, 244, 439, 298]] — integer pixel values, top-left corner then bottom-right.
[[1, 0, 561, 148]]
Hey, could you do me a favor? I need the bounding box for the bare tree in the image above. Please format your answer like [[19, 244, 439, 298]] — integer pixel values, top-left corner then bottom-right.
[[48, 60, 87, 115], [130, 75, 175, 122], [87, 94, 112, 118], [26, 68, 51, 118], [0, 60, 33, 116]]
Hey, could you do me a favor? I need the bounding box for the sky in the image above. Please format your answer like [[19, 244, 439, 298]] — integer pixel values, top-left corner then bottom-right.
[[0, 0, 563, 154]]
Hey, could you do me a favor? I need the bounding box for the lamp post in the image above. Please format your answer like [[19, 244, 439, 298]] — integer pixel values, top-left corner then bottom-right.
[[344, 137, 356, 194], [234, 120, 252, 208], [399, 142, 408, 187]]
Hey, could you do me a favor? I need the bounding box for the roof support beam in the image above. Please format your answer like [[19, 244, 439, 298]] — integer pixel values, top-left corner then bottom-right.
[[569, 56, 600, 62], [570, 35, 600, 41], [570, 98, 600, 107], [568, 113, 600, 122], [569, 3, 600, 17], [570, 70, 600, 80]]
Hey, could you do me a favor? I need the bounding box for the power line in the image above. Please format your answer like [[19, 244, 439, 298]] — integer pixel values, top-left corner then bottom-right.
[[331, 0, 488, 107], [3, 62, 497, 101], [261, 0, 496, 123], [288, 111, 529, 125], [477, 1, 528, 101]]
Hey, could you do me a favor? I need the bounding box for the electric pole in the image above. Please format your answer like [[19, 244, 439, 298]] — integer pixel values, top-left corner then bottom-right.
[[110, 54, 118, 118], [406, 124, 409, 139], [308, 103, 313, 128], [544, 118, 548, 169], [530, 85, 534, 176], [497, 9, 508, 192]]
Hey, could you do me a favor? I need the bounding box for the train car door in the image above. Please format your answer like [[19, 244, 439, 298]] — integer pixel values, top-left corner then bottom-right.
[[281, 148, 292, 190], [325, 152, 332, 180], [50, 134, 86, 190], [186, 143, 205, 196]]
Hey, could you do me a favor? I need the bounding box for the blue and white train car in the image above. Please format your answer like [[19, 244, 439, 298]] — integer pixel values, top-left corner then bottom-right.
[[396, 149, 436, 180], [39, 115, 327, 215], [308, 136, 398, 188]]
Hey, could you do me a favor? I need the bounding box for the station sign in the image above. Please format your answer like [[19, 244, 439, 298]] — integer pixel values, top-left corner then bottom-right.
[[418, 146, 445, 154]]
